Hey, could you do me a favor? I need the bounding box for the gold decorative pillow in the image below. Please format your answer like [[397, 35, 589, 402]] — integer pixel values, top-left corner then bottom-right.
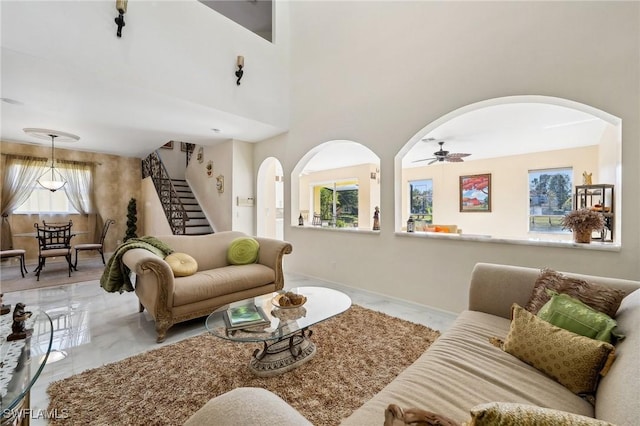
[[524, 269, 625, 316], [502, 304, 616, 395], [164, 252, 198, 277], [468, 402, 615, 425]]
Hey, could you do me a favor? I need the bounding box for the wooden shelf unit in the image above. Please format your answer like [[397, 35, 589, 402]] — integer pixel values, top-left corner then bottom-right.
[[573, 184, 614, 242]]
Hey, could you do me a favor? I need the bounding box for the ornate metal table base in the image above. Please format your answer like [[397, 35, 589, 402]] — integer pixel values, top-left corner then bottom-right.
[[249, 329, 316, 377]]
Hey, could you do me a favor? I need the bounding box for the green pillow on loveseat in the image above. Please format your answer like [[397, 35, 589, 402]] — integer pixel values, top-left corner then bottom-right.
[[537, 291, 624, 343]]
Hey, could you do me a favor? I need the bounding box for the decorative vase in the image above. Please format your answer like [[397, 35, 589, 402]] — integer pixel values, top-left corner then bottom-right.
[[573, 229, 592, 244]]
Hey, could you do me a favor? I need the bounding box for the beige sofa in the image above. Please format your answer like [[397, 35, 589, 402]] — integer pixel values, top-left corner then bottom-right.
[[185, 262, 640, 426], [122, 231, 292, 342]]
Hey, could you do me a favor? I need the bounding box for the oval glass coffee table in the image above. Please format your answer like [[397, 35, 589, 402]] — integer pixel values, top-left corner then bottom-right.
[[1, 310, 54, 425], [205, 286, 351, 377]]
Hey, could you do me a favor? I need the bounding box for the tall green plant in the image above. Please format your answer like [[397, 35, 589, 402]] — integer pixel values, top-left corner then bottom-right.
[[124, 198, 138, 242]]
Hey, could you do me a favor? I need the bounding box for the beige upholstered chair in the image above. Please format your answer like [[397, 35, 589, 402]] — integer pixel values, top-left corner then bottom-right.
[[74, 219, 115, 269], [0, 249, 28, 278]]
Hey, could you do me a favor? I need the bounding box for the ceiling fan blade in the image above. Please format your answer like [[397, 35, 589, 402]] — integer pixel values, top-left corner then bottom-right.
[[447, 153, 470, 158], [428, 159, 439, 165], [412, 157, 436, 163], [445, 157, 464, 163]]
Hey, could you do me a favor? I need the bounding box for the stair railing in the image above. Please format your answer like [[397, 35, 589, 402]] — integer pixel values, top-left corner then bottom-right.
[[142, 151, 187, 235]]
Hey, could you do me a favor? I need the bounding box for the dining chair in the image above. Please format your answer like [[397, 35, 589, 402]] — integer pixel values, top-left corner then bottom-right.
[[34, 221, 74, 281], [73, 219, 115, 269], [0, 249, 29, 278]]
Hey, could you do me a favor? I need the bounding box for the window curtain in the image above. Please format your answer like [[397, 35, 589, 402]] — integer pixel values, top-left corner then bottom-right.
[[60, 160, 98, 242], [59, 160, 95, 214], [1, 155, 48, 250]]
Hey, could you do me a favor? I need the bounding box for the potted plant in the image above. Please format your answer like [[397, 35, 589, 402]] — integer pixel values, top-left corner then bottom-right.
[[561, 208, 605, 243]]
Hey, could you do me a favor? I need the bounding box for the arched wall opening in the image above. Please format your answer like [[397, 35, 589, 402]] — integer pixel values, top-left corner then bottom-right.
[[291, 140, 380, 230], [257, 157, 284, 239], [395, 95, 622, 245]]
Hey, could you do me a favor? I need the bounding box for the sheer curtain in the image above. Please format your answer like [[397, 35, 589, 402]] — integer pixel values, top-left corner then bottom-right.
[[59, 160, 95, 214], [1, 155, 48, 250], [60, 160, 97, 242]]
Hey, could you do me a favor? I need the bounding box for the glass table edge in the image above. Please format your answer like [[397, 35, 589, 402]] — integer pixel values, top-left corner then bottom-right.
[[2, 311, 54, 413]]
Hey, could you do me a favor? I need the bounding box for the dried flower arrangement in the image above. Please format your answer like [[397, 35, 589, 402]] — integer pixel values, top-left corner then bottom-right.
[[561, 208, 605, 233]]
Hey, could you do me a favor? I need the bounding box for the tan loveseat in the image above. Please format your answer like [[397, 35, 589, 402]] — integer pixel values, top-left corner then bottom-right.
[[122, 231, 292, 343], [185, 263, 640, 426]]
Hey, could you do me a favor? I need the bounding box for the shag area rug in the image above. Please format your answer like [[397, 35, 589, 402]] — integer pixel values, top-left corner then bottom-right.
[[47, 305, 440, 426]]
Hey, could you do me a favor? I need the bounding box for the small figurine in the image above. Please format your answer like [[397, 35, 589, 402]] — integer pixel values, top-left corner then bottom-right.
[[373, 206, 380, 231], [582, 171, 593, 185], [0, 293, 10, 315], [7, 303, 33, 341]]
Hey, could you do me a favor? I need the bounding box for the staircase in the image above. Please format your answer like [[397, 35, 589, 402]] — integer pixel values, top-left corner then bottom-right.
[[172, 179, 214, 235]]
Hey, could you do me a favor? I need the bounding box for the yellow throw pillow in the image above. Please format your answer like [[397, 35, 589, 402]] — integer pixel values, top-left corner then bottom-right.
[[164, 252, 198, 277], [502, 304, 616, 395], [468, 402, 615, 426]]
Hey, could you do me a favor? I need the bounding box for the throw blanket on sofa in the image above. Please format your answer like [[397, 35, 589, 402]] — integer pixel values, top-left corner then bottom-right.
[[100, 236, 174, 293]]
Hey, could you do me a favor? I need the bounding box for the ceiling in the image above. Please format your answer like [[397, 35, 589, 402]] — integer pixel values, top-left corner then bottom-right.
[[1, 3, 613, 164], [0, 1, 283, 159], [402, 102, 612, 168]]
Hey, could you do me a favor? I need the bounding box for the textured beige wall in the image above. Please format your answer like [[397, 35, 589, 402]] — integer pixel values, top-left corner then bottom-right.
[[0, 140, 141, 262]]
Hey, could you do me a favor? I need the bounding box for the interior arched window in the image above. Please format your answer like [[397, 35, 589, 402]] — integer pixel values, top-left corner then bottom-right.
[[396, 97, 621, 245], [292, 140, 380, 231]]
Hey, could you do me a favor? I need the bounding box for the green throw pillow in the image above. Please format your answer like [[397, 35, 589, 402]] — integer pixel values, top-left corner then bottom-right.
[[227, 237, 260, 265], [537, 290, 624, 343]]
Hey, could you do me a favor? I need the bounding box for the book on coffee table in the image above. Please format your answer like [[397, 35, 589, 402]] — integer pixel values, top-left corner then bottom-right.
[[224, 304, 271, 331]]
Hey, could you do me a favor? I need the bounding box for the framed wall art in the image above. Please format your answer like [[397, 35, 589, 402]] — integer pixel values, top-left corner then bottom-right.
[[460, 173, 491, 212], [161, 141, 173, 149]]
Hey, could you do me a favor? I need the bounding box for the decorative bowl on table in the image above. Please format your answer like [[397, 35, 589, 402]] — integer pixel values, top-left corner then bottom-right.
[[272, 291, 307, 309], [271, 306, 307, 321]]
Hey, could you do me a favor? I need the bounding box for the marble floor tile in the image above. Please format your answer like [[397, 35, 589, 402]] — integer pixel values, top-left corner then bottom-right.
[[1, 273, 457, 424]]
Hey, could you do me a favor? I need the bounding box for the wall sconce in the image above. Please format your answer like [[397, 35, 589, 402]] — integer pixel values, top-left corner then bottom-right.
[[235, 56, 244, 85], [115, 0, 127, 38]]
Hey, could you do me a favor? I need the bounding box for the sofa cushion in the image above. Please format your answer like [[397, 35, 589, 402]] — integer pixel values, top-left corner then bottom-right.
[[172, 264, 275, 306], [469, 402, 614, 426], [503, 304, 615, 395], [537, 291, 623, 343], [227, 237, 260, 265], [340, 310, 593, 425], [524, 269, 625, 316], [595, 288, 640, 426], [164, 252, 198, 277]]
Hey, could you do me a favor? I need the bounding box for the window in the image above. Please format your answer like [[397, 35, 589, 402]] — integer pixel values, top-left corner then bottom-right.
[[294, 140, 380, 230], [409, 179, 433, 223], [13, 163, 91, 214], [313, 180, 359, 227], [529, 168, 573, 233]]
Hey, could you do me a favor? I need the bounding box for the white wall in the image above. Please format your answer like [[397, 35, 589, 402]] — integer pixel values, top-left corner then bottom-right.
[[141, 178, 172, 236], [232, 140, 256, 235], [254, 1, 640, 314], [186, 140, 255, 234], [157, 145, 188, 180], [187, 141, 233, 232]]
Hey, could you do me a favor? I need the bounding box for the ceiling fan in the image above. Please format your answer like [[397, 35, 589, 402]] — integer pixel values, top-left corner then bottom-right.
[[413, 140, 471, 165]]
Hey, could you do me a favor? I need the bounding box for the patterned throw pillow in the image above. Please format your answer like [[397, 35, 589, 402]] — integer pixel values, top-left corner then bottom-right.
[[524, 269, 625, 317], [503, 304, 616, 395], [468, 402, 615, 426], [537, 291, 624, 343]]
